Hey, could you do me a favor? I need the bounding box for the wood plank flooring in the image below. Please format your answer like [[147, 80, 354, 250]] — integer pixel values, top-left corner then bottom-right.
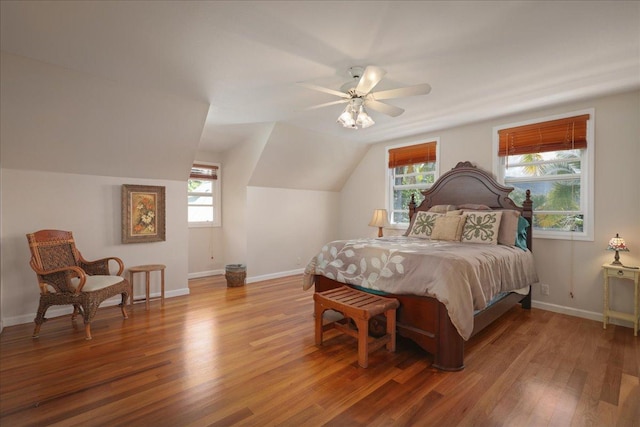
[[1, 275, 638, 426]]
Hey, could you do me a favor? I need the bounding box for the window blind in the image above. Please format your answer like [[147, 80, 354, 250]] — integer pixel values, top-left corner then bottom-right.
[[498, 114, 589, 157], [388, 141, 437, 168], [190, 164, 218, 180]]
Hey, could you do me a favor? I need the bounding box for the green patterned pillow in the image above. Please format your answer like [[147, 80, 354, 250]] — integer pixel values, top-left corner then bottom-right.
[[408, 211, 442, 238], [461, 211, 503, 244]]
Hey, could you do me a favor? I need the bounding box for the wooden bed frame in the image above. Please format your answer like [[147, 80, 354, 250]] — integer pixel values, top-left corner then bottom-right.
[[314, 161, 533, 371]]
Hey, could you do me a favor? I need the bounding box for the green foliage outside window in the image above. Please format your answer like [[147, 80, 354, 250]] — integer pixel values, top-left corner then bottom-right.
[[391, 162, 435, 224], [505, 151, 583, 232]]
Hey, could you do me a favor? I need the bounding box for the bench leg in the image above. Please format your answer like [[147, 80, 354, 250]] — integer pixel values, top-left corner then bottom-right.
[[356, 319, 369, 368], [315, 303, 325, 346], [386, 309, 396, 352]]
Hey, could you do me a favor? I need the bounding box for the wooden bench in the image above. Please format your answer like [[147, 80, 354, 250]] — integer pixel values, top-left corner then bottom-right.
[[314, 286, 400, 368]]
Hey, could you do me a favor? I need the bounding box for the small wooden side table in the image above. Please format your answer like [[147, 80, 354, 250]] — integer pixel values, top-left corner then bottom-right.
[[602, 264, 640, 336], [129, 264, 166, 310]]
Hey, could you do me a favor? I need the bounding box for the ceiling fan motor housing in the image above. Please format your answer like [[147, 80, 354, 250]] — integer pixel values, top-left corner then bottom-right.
[[340, 66, 365, 94]]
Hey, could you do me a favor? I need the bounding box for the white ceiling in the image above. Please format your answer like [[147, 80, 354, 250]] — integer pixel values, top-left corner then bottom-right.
[[2, 1, 639, 153]]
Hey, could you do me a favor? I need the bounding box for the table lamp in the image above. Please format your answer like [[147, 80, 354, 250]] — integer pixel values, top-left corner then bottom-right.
[[368, 209, 388, 237], [607, 233, 629, 266]]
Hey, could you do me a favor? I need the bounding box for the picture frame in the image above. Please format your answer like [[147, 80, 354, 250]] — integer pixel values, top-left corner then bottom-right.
[[121, 184, 166, 244]]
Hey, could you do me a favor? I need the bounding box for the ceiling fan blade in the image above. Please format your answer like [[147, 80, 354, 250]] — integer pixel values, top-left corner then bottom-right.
[[297, 82, 349, 99], [301, 99, 349, 111], [365, 100, 405, 117], [355, 66, 386, 96], [371, 83, 432, 100]]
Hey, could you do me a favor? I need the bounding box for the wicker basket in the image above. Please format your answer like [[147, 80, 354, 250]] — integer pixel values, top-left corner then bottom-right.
[[225, 264, 246, 287]]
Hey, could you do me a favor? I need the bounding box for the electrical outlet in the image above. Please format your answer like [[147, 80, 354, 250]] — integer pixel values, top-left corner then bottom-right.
[[296, 257, 301, 266], [541, 284, 550, 296]]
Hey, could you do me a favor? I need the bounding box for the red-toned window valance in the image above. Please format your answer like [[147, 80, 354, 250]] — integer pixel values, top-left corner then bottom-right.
[[190, 164, 218, 180], [388, 141, 437, 168], [498, 114, 589, 157]]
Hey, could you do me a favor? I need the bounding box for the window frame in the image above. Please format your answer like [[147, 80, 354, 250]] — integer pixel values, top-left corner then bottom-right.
[[188, 161, 221, 228], [386, 138, 440, 228], [492, 109, 595, 241]]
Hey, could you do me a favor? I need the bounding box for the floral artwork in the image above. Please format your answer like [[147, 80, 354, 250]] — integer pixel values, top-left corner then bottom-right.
[[122, 185, 165, 243], [131, 193, 157, 235]]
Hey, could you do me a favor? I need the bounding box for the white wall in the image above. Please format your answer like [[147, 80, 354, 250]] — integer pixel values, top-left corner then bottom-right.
[[188, 226, 225, 278], [220, 128, 273, 275], [339, 90, 640, 326], [339, 143, 392, 240], [246, 187, 340, 279], [0, 169, 189, 326]]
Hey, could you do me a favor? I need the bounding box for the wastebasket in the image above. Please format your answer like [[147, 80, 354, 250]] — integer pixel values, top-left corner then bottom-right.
[[225, 264, 246, 287]]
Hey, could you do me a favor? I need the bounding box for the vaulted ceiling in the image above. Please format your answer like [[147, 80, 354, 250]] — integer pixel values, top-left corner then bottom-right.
[[2, 1, 638, 156]]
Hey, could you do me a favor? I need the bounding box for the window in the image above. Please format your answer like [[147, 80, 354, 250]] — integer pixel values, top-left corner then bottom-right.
[[188, 162, 221, 227], [494, 110, 594, 240], [387, 140, 439, 225]]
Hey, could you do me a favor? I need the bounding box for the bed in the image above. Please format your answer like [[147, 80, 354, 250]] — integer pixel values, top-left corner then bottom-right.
[[303, 161, 538, 371]]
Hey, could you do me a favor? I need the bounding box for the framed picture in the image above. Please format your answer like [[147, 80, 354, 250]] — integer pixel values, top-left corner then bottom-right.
[[121, 184, 166, 243]]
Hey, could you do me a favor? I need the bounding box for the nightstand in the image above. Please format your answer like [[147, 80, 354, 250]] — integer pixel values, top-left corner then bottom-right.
[[602, 264, 640, 336]]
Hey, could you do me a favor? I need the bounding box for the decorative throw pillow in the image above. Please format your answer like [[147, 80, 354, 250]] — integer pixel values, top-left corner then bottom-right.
[[445, 209, 463, 216], [431, 215, 467, 241], [407, 211, 442, 238], [461, 211, 503, 244], [428, 204, 458, 214], [497, 209, 521, 246]]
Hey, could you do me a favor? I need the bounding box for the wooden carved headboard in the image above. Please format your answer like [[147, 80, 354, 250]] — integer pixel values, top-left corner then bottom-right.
[[409, 161, 533, 250]]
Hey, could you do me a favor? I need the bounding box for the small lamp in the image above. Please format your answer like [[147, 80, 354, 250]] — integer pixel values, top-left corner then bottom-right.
[[369, 209, 388, 238], [607, 233, 629, 266]]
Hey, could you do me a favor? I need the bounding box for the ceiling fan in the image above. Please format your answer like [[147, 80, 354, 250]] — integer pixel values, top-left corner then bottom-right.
[[298, 66, 431, 129]]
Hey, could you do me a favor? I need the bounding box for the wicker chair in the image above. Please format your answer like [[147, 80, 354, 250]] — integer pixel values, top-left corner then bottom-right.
[[26, 230, 131, 340]]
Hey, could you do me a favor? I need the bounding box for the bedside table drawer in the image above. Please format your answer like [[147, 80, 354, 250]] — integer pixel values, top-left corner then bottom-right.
[[605, 268, 636, 279]]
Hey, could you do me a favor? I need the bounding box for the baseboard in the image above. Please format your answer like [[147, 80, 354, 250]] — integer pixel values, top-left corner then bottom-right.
[[246, 268, 304, 284], [188, 268, 305, 284], [1, 287, 191, 328], [532, 300, 634, 328], [188, 269, 224, 279]]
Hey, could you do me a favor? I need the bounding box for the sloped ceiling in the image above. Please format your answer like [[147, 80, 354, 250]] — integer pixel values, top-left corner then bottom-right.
[[0, 52, 209, 181], [1, 1, 638, 186], [249, 123, 369, 192]]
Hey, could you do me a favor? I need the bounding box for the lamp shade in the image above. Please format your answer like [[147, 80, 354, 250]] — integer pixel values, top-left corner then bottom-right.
[[607, 233, 629, 252], [368, 209, 388, 228]]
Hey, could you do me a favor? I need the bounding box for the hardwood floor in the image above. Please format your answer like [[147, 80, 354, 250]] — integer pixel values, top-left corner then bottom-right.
[[1, 275, 638, 426]]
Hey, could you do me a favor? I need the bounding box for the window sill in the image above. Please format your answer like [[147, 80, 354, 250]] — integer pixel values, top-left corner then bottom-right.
[[189, 222, 221, 229], [532, 230, 593, 242]]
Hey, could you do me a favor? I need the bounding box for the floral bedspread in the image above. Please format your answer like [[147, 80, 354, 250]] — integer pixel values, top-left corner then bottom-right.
[[303, 236, 538, 340]]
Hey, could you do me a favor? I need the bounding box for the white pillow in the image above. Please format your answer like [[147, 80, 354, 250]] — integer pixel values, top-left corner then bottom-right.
[[461, 211, 503, 244], [407, 211, 442, 238]]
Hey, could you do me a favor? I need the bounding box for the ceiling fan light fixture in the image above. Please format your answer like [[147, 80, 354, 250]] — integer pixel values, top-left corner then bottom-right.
[[355, 105, 375, 128], [337, 99, 373, 129], [337, 104, 356, 128]]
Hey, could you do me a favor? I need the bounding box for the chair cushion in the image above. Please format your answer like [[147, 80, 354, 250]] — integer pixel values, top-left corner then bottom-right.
[[70, 275, 124, 292]]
